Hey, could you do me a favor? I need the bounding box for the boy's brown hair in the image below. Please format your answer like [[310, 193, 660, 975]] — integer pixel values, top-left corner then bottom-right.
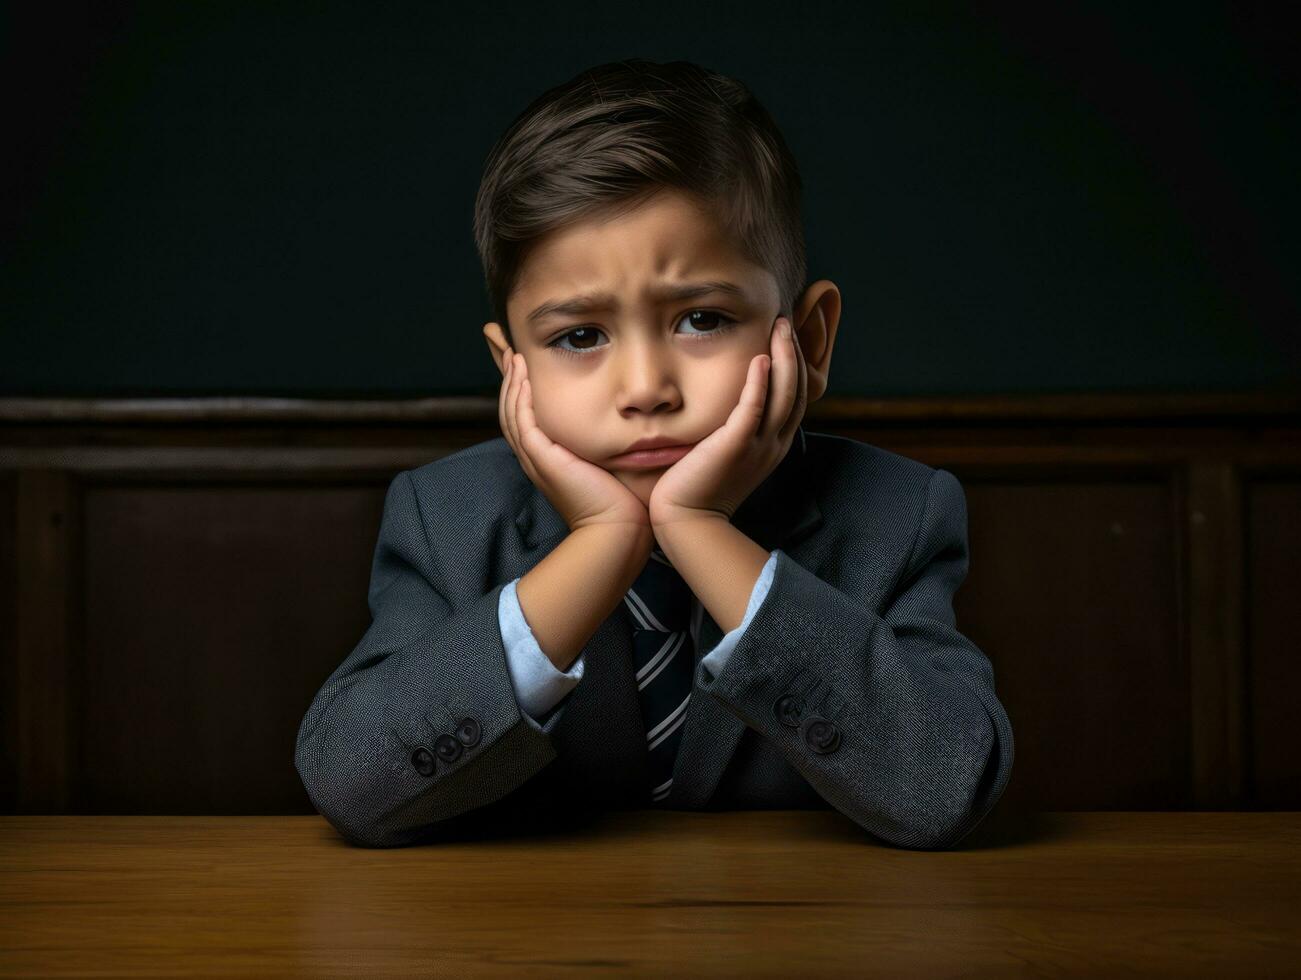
[[472, 58, 807, 348]]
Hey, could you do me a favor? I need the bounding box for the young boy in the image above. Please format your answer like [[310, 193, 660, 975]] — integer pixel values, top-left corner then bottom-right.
[[295, 58, 1013, 849]]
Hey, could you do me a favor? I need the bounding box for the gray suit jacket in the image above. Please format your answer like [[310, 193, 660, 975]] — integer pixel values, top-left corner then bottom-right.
[[294, 426, 1014, 849]]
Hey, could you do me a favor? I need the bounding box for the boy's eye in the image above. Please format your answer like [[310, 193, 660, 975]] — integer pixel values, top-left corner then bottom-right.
[[546, 310, 739, 357]]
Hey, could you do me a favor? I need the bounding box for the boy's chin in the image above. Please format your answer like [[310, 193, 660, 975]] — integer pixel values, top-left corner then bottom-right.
[[611, 469, 660, 507]]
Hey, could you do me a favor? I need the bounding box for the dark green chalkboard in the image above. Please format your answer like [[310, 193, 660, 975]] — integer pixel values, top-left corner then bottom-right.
[[3, 2, 1297, 397]]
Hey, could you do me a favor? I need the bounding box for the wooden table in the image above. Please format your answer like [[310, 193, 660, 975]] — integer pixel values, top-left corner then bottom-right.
[[2, 810, 1298, 977]]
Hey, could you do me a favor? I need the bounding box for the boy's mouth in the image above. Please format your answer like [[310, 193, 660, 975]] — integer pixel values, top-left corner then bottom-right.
[[610, 443, 694, 469]]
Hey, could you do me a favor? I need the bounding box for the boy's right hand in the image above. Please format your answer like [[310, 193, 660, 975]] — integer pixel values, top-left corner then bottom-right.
[[498, 347, 652, 535]]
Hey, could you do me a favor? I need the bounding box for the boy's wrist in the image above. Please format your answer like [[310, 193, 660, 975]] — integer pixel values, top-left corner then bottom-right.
[[573, 518, 654, 554]]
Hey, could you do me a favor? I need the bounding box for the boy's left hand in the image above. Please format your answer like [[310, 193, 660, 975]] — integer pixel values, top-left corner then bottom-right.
[[648, 316, 807, 528]]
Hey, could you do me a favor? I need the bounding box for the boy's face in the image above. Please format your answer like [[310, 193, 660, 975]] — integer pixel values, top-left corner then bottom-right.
[[483, 188, 836, 509]]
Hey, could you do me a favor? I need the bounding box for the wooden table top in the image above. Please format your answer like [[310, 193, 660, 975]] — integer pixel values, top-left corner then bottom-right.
[[2, 810, 1298, 977]]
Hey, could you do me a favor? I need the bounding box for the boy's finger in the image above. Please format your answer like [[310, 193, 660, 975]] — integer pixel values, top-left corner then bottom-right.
[[780, 319, 806, 441], [498, 353, 513, 448], [507, 358, 544, 484], [518, 378, 544, 452], [505, 354, 525, 459], [763, 318, 791, 437], [514, 369, 536, 474], [501, 353, 515, 440]]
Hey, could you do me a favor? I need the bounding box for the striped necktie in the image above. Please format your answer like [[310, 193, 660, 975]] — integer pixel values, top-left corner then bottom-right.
[[623, 546, 695, 805]]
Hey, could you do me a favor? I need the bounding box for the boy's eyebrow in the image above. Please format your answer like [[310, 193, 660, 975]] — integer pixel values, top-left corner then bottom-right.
[[525, 279, 746, 326]]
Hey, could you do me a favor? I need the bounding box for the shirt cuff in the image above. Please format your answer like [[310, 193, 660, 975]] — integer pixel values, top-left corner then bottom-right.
[[498, 576, 585, 721], [699, 549, 778, 682]]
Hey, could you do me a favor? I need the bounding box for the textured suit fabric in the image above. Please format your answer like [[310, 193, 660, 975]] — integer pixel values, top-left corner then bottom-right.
[[294, 426, 1015, 850], [498, 548, 777, 723]]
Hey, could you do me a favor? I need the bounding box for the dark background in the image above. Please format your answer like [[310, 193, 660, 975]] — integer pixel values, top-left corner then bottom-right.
[[3, 1, 1298, 398]]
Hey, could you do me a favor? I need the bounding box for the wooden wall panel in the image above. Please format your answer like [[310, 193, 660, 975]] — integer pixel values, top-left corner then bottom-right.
[[1246, 476, 1301, 808], [14, 470, 76, 812], [955, 473, 1187, 811], [77, 479, 391, 813], [0, 475, 16, 812], [1, 393, 1298, 816]]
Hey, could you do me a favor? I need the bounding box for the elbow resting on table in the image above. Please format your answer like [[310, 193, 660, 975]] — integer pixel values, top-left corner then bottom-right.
[[876, 702, 1009, 851], [294, 731, 402, 848]]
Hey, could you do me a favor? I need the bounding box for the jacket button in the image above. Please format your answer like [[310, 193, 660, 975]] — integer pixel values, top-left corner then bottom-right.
[[434, 733, 463, 762], [801, 715, 840, 754], [411, 746, 436, 776], [773, 693, 804, 728], [454, 717, 481, 747]]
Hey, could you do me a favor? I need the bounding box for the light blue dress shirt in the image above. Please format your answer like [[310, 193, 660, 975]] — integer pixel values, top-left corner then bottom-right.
[[498, 550, 779, 724]]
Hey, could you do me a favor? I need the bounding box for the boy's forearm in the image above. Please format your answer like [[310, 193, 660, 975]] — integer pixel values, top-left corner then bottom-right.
[[654, 516, 770, 635], [516, 522, 653, 672]]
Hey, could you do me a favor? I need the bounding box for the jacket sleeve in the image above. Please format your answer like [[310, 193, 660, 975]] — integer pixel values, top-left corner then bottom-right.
[[293, 469, 571, 848], [695, 467, 1014, 850]]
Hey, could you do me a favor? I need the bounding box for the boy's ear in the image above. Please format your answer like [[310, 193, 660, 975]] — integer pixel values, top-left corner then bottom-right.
[[790, 280, 842, 404], [483, 321, 512, 377]]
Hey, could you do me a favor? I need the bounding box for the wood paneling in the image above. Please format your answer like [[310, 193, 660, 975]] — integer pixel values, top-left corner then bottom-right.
[[2, 393, 1299, 815], [0, 474, 16, 812], [956, 473, 1187, 810], [1246, 476, 1301, 807], [78, 479, 388, 813], [13, 470, 76, 812]]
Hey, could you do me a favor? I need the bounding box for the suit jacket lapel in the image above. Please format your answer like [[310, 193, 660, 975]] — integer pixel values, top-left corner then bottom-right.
[[512, 425, 823, 808]]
